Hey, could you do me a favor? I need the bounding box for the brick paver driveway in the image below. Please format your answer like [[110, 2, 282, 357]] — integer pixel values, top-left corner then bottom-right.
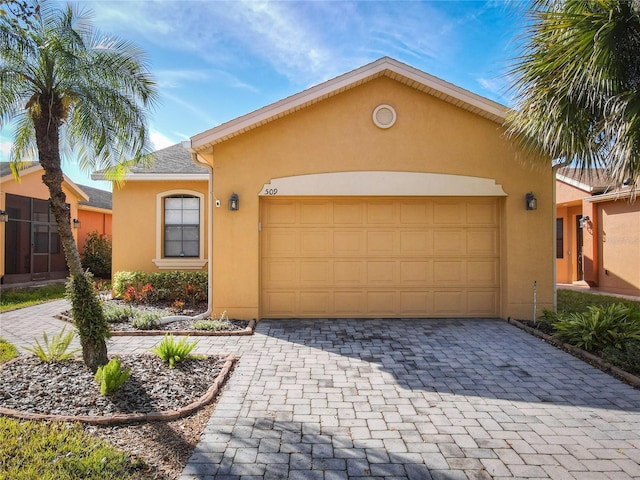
[[3, 305, 639, 479], [178, 319, 640, 480]]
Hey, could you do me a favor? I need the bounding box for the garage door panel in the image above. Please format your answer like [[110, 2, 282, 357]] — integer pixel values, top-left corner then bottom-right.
[[263, 200, 297, 225], [263, 230, 297, 256], [467, 261, 499, 284], [300, 201, 331, 224], [261, 197, 500, 318], [400, 291, 433, 315], [299, 291, 331, 315], [400, 261, 433, 283], [334, 231, 364, 255], [300, 261, 331, 285], [467, 230, 499, 255], [301, 231, 331, 256], [467, 201, 498, 224], [433, 230, 464, 255], [400, 201, 432, 224], [334, 261, 364, 284], [434, 290, 466, 314], [334, 201, 364, 224], [434, 260, 465, 283], [334, 291, 364, 315], [400, 231, 433, 255], [467, 291, 498, 315], [263, 291, 297, 316], [367, 261, 396, 283], [434, 201, 465, 224], [367, 231, 397, 255], [367, 291, 397, 315], [367, 201, 396, 224], [262, 260, 298, 288]]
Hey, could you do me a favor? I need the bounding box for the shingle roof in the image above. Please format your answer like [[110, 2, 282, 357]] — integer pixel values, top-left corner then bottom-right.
[[129, 143, 206, 174], [77, 184, 112, 210], [0, 161, 39, 177], [556, 167, 611, 190]]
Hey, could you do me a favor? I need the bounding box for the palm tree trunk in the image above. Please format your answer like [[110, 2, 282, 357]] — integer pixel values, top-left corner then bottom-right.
[[33, 106, 109, 372]]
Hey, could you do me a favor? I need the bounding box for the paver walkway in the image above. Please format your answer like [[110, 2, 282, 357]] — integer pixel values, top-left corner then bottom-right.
[[2, 304, 640, 479]]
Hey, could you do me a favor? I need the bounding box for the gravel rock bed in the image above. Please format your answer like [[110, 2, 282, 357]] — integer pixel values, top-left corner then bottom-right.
[[0, 354, 228, 417], [113, 318, 250, 333]]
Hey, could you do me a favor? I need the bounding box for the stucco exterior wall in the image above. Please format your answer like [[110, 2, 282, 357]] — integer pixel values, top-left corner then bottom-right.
[[77, 209, 112, 255], [597, 200, 640, 296], [202, 77, 554, 320], [111, 180, 208, 275]]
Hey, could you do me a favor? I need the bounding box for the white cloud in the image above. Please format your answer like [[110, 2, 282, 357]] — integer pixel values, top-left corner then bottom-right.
[[150, 129, 178, 151], [0, 140, 12, 161]]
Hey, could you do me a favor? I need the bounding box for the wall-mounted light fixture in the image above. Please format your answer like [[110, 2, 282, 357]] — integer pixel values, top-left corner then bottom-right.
[[579, 215, 590, 228], [228, 193, 239, 211], [525, 192, 537, 211], [0, 210, 8, 223], [73, 218, 81, 229]]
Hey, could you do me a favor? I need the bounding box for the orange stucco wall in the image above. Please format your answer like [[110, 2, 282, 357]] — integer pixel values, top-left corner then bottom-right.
[[0, 168, 82, 279], [111, 180, 208, 274], [195, 77, 554, 320], [597, 200, 640, 296], [77, 209, 112, 254]]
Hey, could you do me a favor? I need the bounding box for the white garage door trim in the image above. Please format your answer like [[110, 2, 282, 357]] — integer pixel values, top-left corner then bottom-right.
[[260, 171, 507, 197]]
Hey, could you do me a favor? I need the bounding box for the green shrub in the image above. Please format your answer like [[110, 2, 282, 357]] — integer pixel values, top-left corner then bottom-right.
[[113, 271, 207, 304], [0, 338, 18, 364], [193, 319, 228, 331], [23, 327, 81, 362], [131, 312, 160, 330], [552, 303, 640, 352], [80, 231, 112, 279], [102, 303, 135, 323], [94, 357, 131, 395], [602, 340, 640, 375], [151, 334, 197, 368]]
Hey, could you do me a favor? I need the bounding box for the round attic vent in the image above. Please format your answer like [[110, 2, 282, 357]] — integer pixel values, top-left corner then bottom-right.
[[372, 104, 396, 129]]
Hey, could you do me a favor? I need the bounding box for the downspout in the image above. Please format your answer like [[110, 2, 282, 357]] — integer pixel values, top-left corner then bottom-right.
[[190, 148, 214, 320], [552, 162, 561, 313]]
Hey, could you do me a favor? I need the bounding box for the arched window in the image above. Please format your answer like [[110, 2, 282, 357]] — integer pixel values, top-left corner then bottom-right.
[[153, 190, 206, 270], [164, 195, 199, 257]]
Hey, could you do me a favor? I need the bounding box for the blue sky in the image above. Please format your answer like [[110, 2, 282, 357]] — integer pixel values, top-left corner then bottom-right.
[[0, 0, 526, 191]]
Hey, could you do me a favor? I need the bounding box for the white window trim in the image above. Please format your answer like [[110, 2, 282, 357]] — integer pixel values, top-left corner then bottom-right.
[[153, 189, 207, 270]]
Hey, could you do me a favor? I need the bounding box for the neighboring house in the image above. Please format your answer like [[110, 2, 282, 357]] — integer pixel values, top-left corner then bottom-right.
[[102, 57, 554, 321], [76, 184, 112, 255], [556, 167, 640, 297], [0, 162, 88, 285]]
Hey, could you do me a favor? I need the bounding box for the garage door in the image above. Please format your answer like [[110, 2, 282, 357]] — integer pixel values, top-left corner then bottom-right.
[[260, 197, 500, 318]]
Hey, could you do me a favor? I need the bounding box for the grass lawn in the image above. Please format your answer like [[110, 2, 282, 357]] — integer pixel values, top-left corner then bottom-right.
[[0, 283, 67, 312], [0, 338, 148, 480], [557, 288, 640, 313]]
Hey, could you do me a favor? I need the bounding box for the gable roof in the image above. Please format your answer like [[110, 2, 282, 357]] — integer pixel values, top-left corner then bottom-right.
[[77, 184, 112, 211], [91, 143, 208, 181], [556, 167, 635, 200], [191, 57, 508, 151], [0, 161, 89, 201]]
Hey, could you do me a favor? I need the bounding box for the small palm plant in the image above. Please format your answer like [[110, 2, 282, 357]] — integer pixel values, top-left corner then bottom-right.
[[23, 327, 80, 362], [151, 334, 198, 369]]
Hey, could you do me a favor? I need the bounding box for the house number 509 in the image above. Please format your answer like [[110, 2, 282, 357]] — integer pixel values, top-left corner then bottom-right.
[[264, 188, 278, 195]]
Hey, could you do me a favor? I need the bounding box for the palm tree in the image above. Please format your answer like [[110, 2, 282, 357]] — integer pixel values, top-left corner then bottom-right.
[[506, 0, 640, 190], [0, 0, 157, 371]]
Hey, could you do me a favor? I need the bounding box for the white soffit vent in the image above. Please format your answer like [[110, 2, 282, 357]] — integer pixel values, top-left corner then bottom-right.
[[373, 104, 396, 129]]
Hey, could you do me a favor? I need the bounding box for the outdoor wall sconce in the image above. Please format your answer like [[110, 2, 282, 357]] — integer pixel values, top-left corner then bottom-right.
[[579, 216, 590, 228], [73, 218, 81, 229], [0, 210, 8, 223], [228, 193, 239, 211], [525, 192, 537, 210]]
